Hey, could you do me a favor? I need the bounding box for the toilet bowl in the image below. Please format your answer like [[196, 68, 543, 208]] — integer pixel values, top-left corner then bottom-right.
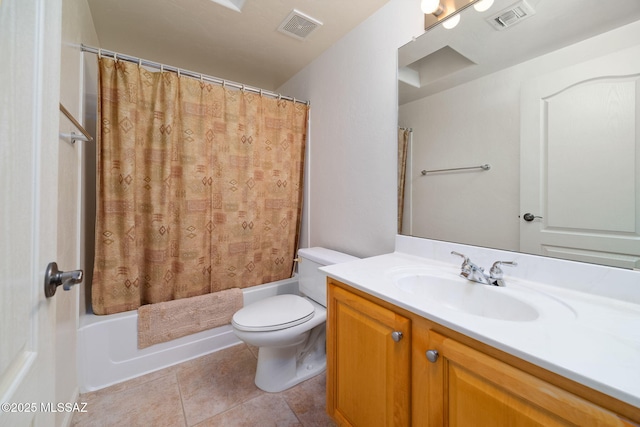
[[231, 247, 358, 392]]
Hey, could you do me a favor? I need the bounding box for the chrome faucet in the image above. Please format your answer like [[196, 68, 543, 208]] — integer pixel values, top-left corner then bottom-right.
[[451, 251, 517, 287]]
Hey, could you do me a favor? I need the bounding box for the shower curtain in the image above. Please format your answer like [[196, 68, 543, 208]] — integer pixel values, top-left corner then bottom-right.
[[397, 128, 410, 233], [92, 57, 309, 315]]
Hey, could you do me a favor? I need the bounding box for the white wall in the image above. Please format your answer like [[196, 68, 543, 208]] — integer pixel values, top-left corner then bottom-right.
[[399, 19, 640, 253], [278, 0, 424, 258], [58, 1, 98, 425], [399, 64, 522, 250]]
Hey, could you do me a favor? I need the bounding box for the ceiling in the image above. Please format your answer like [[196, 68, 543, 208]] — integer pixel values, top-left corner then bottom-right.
[[87, 0, 390, 91], [398, 0, 640, 104]]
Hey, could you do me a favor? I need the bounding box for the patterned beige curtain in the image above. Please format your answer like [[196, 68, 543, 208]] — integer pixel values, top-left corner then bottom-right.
[[92, 58, 309, 315], [397, 128, 410, 233]]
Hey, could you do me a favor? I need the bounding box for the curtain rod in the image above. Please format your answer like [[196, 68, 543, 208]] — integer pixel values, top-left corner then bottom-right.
[[80, 44, 310, 106]]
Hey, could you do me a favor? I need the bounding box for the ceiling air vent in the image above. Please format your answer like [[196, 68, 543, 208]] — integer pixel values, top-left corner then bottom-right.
[[277, 9, 323, 41], [486, 0, 536, 31]]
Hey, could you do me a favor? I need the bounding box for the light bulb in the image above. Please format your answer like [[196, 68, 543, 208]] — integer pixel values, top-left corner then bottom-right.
[[421, 0, 441, 14], [473, 0, 494, 12], [442, 13, 460, 29]]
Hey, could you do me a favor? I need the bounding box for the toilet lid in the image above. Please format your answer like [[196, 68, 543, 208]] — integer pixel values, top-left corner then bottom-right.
[[232, 294, 315, 332]]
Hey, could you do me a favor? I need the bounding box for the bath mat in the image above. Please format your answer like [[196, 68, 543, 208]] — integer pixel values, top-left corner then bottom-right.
[[138, 288, 243, 349]]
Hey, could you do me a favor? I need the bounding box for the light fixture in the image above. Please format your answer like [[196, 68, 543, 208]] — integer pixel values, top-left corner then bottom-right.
[[473, 0, 495, 12], [422, 0, 494, 31], [442, 12, 461, 29], [421, 0, 444, 16]]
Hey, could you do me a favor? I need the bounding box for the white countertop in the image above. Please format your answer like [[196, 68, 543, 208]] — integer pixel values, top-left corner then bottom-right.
[[320, 250, 640, 409]]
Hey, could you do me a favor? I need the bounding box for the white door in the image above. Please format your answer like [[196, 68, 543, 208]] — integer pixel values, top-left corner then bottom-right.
[[520, 44, 640, 269], [0, 0, 62, 426]]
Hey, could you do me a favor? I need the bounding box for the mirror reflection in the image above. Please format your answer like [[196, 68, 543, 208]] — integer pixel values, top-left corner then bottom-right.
[[398, 0, 640, 269]]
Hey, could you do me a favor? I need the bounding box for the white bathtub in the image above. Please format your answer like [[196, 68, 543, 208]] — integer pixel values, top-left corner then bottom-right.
[[77, 276, 299, 392]]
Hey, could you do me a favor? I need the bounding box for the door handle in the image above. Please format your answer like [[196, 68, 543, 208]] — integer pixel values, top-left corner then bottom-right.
[[522, 213, 543, 222], [44, 262, 83, 298]]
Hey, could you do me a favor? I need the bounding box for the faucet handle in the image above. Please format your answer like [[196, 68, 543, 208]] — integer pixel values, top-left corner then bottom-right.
[[451, 251, 472, 278], [488, 261, 517, 286], [489, 260, 517, 277], [451, 251, 469, 263]]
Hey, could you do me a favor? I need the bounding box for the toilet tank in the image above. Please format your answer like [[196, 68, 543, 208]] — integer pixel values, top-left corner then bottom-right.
[[297, 247, 359, 306]]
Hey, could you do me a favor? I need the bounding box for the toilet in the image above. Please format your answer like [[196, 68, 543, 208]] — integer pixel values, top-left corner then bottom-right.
[[232, 247, 358, 392]]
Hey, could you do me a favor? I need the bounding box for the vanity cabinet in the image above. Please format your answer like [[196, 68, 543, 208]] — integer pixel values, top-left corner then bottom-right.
[[424, 330, 635, 426], [326, 279, 640, 427], [326, 281, 411, 426]]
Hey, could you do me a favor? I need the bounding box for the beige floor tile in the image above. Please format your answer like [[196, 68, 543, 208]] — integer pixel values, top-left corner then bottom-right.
[[79, 363, 180, 400], [195, 394, 301, 427], [177, 344, 262, 426], [282, 375, 336, 427], [71, 342, 334, 427], [71, 373, 185, 427]]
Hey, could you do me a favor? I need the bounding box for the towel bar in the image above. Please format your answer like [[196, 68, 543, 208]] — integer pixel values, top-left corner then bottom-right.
[[59, 103, 93, 143], [421, 163, 491, 175]]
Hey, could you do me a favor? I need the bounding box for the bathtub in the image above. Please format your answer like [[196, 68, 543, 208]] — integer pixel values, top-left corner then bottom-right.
[[77, 276, 299, 392]]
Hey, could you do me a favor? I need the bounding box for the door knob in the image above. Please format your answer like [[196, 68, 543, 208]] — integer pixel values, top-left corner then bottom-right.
[[391, 331, 404, 342], [426, 349, 439, 363], [522, 213, 543, 222], [44, 262, 83, 298]]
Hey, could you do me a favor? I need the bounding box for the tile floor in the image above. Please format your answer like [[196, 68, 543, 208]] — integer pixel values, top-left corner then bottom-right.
[[71, 343, 337, 427]]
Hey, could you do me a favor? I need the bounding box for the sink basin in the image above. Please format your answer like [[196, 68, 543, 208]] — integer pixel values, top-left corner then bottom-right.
[[394, 272, 539, 322]]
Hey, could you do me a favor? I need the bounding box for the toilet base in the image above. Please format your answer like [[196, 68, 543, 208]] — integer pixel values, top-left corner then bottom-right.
[[254, 325, 326, 392]]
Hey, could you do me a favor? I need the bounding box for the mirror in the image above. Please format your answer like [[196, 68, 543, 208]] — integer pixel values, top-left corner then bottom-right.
[[398, 0, 640, 269]]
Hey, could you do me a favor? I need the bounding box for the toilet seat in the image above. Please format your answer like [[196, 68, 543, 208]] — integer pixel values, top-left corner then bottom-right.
[[232, 294, 315, 332]]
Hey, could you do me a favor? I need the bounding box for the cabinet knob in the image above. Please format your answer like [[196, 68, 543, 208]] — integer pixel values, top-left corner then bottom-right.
[[426, 349, 439, 363], [391, 331, 404, 342]]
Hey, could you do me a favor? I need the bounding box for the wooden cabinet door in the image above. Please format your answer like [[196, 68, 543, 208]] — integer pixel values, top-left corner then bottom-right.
[[327, 283, 411, 426], [426, 331, 633, 426]]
